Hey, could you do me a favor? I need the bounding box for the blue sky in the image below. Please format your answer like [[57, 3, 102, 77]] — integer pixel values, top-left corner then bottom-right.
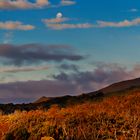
[[0, 0, 140, 103]]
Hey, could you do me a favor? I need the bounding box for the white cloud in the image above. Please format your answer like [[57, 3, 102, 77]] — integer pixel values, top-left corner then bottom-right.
[[47, 23, 93, 30], [36, 0, 50, 7], [43, 16, 140, 30], [61, 0, 76, 6], [0, 21, 35, 30], [0, 0, 50, 9], [97, 18, 140, 28], [43, 17, 69, 24], [43, 13, 93, 30], [0, 0, 76, 9]]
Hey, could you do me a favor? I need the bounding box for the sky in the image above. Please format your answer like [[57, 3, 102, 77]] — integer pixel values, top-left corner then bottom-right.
[[0, 0, 140, 103]]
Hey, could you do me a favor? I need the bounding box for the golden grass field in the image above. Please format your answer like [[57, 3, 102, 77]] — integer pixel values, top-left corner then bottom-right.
[[0, 92, 140, 140]]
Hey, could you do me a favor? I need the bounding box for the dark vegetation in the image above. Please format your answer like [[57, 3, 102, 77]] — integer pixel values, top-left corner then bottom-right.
[[1, 78, 140, 114], [0, 78, 140, 139], [0, 92, 104, 114], [0, 91, 140, 140]]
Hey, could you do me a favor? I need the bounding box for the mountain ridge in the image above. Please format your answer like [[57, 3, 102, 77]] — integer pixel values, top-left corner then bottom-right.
[[34, 77, 140, 104], [1, 77, 140, 114]]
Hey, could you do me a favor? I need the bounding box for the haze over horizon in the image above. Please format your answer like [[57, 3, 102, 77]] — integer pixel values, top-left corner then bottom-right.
[[0, 0, 140, 103]]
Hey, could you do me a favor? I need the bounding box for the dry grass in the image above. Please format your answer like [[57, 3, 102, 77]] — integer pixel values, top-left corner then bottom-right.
[[0, 92, 140, 140]]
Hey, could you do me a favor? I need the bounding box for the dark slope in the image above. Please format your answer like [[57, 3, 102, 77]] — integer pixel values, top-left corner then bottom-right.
[[34, 77, 140, 105], [34, 96, 52, 104], [100, 78, 140, 93], [1, 77, 140, 114]]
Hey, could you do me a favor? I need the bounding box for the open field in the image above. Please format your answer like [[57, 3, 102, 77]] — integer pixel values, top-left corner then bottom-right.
[[0, 92, 140, 140]]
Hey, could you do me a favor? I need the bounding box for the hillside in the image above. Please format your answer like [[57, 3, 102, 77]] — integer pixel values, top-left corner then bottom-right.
[[100, 77, 140, 93], [0, 92, 140, 140], [34, 96, 52, 104], [1, 77, 140, 114], [34, 77, 140, 104]]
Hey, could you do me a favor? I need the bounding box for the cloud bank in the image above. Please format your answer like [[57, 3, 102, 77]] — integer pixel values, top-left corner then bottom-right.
[[0, 44, 84, 66], [43, 16, 140, 30], [0, 63, 140, 103]]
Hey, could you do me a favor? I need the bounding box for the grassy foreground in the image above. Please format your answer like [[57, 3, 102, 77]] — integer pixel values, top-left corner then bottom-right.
[[0, 93, 140, 140]]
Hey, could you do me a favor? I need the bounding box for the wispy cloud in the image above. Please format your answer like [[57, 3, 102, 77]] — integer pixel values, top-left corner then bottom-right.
[[47, 23, 93, 30], [43, 13, 93, 30], [0, 65, 48, 73], [44, 15, 140, 30], [0, 0, 50, 9], [3, 32, 13, 44], [0, 0, 76, 9], [60, 0, 76, 6], [97, 18, 140, 28], [44, 16, 140, 30], [42, 17, 69, 24], [0, 21, 35, 30], [129, 8, 138, 12]]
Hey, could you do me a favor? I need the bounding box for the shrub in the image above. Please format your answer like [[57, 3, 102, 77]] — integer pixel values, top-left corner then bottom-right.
[[14, 127, 30, 140], [6, 127, 30, 140], [0, 92, 140, 140], [5, 132, 15, 140]]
